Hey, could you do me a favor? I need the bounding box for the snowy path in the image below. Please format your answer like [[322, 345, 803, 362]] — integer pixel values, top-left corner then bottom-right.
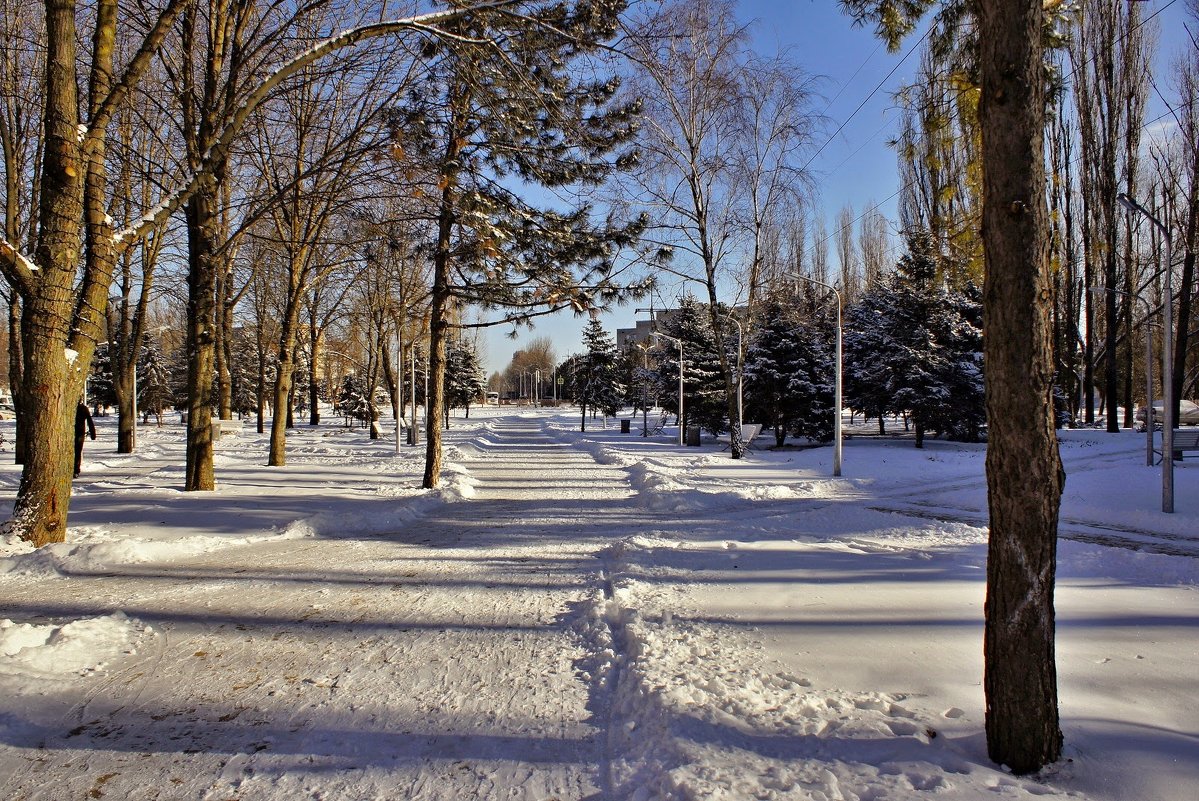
[[0, 418, 636, 800], [2, 413, 1196, 801]]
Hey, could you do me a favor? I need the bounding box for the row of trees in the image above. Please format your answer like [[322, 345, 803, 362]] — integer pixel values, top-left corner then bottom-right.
[[84, 329, 487, 430], [1, 0, 1185, 774], [560, 230, 984, 449], [1, 0, 656, 548]]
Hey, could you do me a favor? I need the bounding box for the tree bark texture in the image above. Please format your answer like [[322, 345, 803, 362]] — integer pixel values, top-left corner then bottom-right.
[[269, 301, 302, 466], [422, 185, 455, 490], [184, 191, 218, 491], [977, 0, 1064, 774], [8, 0, 85, 546]]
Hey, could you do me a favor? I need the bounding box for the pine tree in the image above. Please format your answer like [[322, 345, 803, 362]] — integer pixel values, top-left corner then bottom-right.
[[844, 282, 901, 434], [656, 296, 726, 435], [744, 288, 835, 446], [391, 0, 649, 488], [228, 329, 260, 419], [444, 338, 486, 422], [574, 317, 624, 430], [87, 343, 118, 411], [136, 340, 176, 425], [337, 374, 371, 428], [859, 231, 985, 448]]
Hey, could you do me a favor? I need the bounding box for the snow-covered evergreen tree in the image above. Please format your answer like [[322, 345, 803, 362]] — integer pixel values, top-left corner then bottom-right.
[[136, 339, 176, 425], [574, 317, 624, 430], [844, 280, 901, 434], [656, 296, 727, 435], [444, 338, 486, 422], [87, 343, 117, 410], [228, 330, 259, 419], [744, 288, 835, 446], [337, 374, 372, 428], [844, 231, 984, 446]]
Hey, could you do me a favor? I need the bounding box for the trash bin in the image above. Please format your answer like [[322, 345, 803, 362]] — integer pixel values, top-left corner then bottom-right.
[[686, 426, 701, 446], [620, 419, 631, 434]]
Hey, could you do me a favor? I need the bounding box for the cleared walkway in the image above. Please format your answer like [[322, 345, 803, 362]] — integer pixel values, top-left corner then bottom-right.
[[0, 418, 635, 800]]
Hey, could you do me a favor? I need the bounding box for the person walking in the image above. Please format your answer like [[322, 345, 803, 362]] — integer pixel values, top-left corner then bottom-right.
[[74, 402, 96, 477]]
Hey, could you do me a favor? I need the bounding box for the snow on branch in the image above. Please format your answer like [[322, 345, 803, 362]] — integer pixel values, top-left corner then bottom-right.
[[0, 236, 38, 289], [114, 0, 523, 250]]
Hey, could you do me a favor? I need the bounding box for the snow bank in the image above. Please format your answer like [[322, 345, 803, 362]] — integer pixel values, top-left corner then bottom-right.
[[0, 612, 153, 681], [0, 419, 486, 579], [577, 535, 1077, 801]]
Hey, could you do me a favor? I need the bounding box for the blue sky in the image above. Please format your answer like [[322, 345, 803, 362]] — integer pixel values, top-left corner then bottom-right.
[[480, 0, 1194, 377]]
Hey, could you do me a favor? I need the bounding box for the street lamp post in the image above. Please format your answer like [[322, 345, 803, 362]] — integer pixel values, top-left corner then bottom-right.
[[1090, 286, 1154, 467], [789, 273, 842, 477], [1117, 192, 1174, 513], [400, 321, 410, 453], [651, 331, 684, 446], [724, 314, 744, 434]]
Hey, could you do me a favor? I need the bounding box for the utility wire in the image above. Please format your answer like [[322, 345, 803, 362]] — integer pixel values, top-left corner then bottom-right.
[[801, 25, 932, 173]]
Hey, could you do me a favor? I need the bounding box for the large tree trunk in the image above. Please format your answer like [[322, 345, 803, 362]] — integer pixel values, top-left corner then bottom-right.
[[268, 302, 301, 464], [423, 227, 452, 488], [269, 361, 294, 465], [114, 368, 136, 452], [184, 191, 218, 491], [8, 301, 27, 464], [978, 0, 1063, 774], [12, 337, 76, 547], [8, 0, 86, 545]]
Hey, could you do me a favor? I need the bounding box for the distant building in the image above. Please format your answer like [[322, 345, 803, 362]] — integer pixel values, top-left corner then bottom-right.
[[616, 310, 683, 351]]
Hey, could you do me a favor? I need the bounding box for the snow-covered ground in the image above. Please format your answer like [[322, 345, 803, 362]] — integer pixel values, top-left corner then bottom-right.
[[0, 408, 1195, 800]]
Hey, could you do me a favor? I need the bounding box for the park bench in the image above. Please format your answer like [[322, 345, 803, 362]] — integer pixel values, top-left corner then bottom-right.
[[648, 412, 669, 436], [720, 423, 764, 451], [1172, 429, 1199, 460]]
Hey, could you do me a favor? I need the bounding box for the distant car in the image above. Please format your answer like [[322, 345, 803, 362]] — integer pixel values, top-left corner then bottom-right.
[[1135, 399, 1199, 430]]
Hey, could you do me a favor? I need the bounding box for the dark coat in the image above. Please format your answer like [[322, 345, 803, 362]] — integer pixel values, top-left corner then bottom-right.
[[75, 403, 96, 441]]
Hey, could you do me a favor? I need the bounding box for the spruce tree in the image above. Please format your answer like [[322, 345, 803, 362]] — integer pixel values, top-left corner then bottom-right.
[[844, 282, 901, 434], [574, 317, 623, 430], [136, 341, 176, 425], [445, 338, 486, 421], [87, 344, 118, 411], [337, 374, 371, 428], [656, 296, 726, 436], [744, 288, 835, 447]]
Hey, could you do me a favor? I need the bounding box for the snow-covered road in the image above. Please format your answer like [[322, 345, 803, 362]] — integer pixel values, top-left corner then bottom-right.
[[1, 418, 637, 800], [1, 410, 1196, 800]]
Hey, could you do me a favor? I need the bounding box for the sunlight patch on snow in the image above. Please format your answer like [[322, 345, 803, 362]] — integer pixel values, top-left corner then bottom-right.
[[0, 612, 153, 681]]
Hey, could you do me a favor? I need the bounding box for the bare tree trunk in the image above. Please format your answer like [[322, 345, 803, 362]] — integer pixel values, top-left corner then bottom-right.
[[8, 0, 87, 545], [8, 300, 26, 464], [978, 0, 1063, 773], [269, 359, 294, 464], [309, 307, 321, 425], [184, 191, 218, 491], [422, 150, 460, 488]]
